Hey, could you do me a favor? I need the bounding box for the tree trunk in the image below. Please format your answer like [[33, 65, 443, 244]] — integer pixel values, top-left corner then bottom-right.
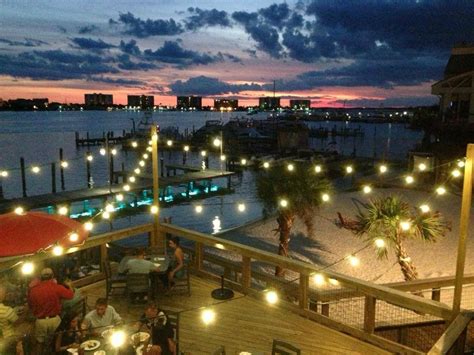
[[275, 213, 294, 276], [395, 240, 418, 282]]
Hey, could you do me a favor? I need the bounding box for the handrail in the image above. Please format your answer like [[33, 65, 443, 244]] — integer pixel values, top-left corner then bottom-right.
[[428, 311, 473, 354]]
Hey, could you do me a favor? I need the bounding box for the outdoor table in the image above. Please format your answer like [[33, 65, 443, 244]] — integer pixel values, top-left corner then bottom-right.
[[146, 255, 170, 297]]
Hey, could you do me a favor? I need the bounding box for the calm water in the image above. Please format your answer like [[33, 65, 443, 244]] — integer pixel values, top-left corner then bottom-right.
[[0, 110, 423, 239]]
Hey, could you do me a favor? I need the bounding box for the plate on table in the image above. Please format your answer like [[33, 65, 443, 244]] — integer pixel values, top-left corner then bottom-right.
[[153, 263, 161, 267], [81, 340, 100, 351], [101, 328, 113, 339], [66, 348, 78, 354], [131, 332, 150, 343]]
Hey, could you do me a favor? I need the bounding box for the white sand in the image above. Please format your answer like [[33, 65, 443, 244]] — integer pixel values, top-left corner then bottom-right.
[[221, 188, 474, 284]]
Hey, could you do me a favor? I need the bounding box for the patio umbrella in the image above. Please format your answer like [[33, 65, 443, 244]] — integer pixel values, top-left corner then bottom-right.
[[0, 211, 89, 257]]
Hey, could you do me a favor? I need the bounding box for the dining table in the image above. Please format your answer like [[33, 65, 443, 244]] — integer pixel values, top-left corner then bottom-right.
[[146, 254, 170, 297]]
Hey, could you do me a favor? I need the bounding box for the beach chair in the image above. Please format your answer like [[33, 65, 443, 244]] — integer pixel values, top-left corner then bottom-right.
[[271, 339, 301, 355]]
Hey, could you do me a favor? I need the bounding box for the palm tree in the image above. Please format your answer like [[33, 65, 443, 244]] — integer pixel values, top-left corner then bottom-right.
[[256, 162, 332, 276], [337, 195, 450, 282]]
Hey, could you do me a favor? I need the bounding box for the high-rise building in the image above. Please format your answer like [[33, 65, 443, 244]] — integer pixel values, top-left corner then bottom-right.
[[127, 95, 154, 109], [214, 99, 238, 110], [177, 96, 202, 110], [84, 93, 113, 107], [289, 99, 311, 110], [259, 97, 280, 110]]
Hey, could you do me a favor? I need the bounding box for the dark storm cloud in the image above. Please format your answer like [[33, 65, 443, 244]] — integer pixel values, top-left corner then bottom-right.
[[116, 54, 157, 71], [70, 37, 115, 51], [0, 38, 48, 47], [258, 3, 290, 28], [119, 39, 141, 56], [78, 25, 99, 34], [111, 12, 184, 38], [185, 7, 231, 30], [143, 41, 221, 66], [87, 76, 144, 86], [169, 76, 264, 95]]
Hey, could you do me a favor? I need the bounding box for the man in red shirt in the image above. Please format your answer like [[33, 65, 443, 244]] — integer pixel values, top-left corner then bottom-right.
[[28, 268, 73, 354]]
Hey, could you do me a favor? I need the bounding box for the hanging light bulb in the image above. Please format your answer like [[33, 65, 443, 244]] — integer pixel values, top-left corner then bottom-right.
[[201, 309, 215, 325], [84, 222, 93, 231], [99, 148, 106, 156], [146, 146, 152, 152], [129, 176, 136, 183], [220, 155, 226, 161], [201, 150, 207, 157], [241, 158, 247, 165], [184, 145, 190, 152], [58, 206, 68, 215], [279, 199, 288, 208], [102, 211, 111, 219], [14, 206, 24, 215], [419, 204, 430, 213], [86, 154, 93, 162], [69, 233, 79, 242], [287, 163, 294, 171], [263, 162, 270, 169], [451, 169, 461, 178], [111, 149, 117, 156], [237, 203, 246, 212], [312, 273, 325, 286], [134, 168, 141, 174], [143, 153, 149, 159], [379, 165, 387, 174], [150, 205, 159, 214], [400, 221, 411, 231], [322, 193, 330, 202], [348, 255, 360, 267], [61, 161, 69, 168], [213, 138, 221, 147], [362, 185, 372, 194], [52, 245, 64, 256], [315, 165, 322, 173], [166, 140, 173, 147], [405, 176, 414, 184], [105, 204, 114, 213], [123, 184, 130, 191], [31, 166, 40, 174], [131, 141, 138, 148], [115, 194, 124, 202], [436, 186, 446, 195], [418, 163, 426, 171], [139, 160, 145, 167], [1, 170, 8, 177], [21, 262, 35, 275], [195, 205, 203, 213], [345, 165, 353, 174], [457, 160, 465, 168], [265, 290, 278, 304], [374, 239, 385, 248]]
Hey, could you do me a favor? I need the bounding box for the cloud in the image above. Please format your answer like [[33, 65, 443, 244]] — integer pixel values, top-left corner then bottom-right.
[[78, 25, 99, 34], [169, 76, 264, 95], [185, 7, 231, 31], [258, 3, 290, 28], [111, 12, 183, 38], [0, 38, 48, 47], [143, 41, 221, 66], [116, 54, 157, 71], [334, 96, 438, 107], [70, 37, 115, 51], [87, 76, 144, 86], [119, 39, 141, 56]]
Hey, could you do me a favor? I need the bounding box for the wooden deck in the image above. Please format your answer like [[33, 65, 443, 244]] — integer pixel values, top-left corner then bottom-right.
[[81, 275, 390, 355]]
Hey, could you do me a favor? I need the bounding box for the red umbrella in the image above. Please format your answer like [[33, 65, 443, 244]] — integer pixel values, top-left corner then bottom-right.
[[0, 211, 89, 257]]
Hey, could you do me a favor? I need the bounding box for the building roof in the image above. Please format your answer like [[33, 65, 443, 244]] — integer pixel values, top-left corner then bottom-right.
[[444, 46, 474, 78]]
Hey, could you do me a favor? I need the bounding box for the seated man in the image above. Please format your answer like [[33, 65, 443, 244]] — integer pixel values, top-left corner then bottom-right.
[[82, 298, 122, 336], [117, 249, 135, 275], [125, 248, 160, 274], [135, 304, 175, 355]]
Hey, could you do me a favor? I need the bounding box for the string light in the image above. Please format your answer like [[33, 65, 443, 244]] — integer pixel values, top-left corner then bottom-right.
[[129, 176, 136, 183], [166, 140, 173, 147], [1, 171, 8, 177], [220, 155, 226, 161], [31, 166, 40, 174], [279, 199, 288, 208], [102, 211, 111, 219], [348, 255, 360, 267], [287, 163, 294, 172], [201, 150, 207, 157], [379, 165, 387, 174], [322, 193, 330, 202], [58, 206, 68, 215], [115, 194, 124, 202], [131, 141, 138, 148], [150, 205, 159, 214], [123, 184, 130, 192], [139, 160, 145, 167], [61, 161, 69, 168], [263, 162, 270, 169], [457, 160, 465, 168], [241, 159, 247, 165], [84, 222, 93, 231], [105, 204, 114, 213], [134, 168, 141, 174], [420, 204, 430, 213], [86, 155, 93, 162], [418, 163, 426, 171], [400, 221, 411, 231], [99, 148, 106, 156], [314, 165, 322, 173], [436, 186, 446, 195], [213, 138, 221, 147], [21, 262, 34, 275], [151, 134, 158, 142], [237, 203, 246, 212], [69, 233, 79, 242], [374, 239, 385, 248], [14, 206, 24, 215], [345, 165, 353, 174], [111, 149, 118, 156], [312, 273, 325, 286], [451, 169, 461, 178], [405, 176, 414, 184], [362, 185, 372, 194], [215, 243, 225, 250], [195, 205, 203, 213], [184, 145, 190, 152], [110, 330, 126, 348], [265, 290, 278, 304], [52, 245, 64, 256], [201, 309, 215, 325], [146, 147, 152, 152], [328, 278, 339, 286], [143, 153, 149, 159]]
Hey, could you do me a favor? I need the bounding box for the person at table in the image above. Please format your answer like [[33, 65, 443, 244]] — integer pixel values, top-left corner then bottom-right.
[[125, 248, 160, 274], [160, 237, 184, 289], [135, 304, 175, 355], [81, 298, 123, 336], [28, 268, 74, 354], [117, 248, 135, 275], [55, 312, 83, 354]]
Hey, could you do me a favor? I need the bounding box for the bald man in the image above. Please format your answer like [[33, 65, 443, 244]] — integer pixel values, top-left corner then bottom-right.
[[0, 286, 19, 339]]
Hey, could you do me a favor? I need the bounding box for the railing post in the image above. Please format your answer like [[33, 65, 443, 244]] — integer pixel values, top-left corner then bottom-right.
[[363, 295, 376, 334], [195, 242, 203, 271], [100, 244, 108, 272], [299, 273, 309, 309], [241, 256, 251, 292], [432, 288, 441, 302], [321, 302, 329, 317]]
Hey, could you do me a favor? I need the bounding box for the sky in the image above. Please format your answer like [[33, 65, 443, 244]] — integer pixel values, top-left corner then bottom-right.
[[0, 0, 473, 107]]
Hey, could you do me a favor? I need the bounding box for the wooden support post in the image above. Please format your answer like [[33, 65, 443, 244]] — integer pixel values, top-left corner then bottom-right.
[[299, 274, 309, 309], [453, 144, 474, 315], [100, 244, 108, 271], [20, 157, 27, 197], [363, 296, 376, 334], [59, 148, 65, 191], [432, 288, 441, 302], [321, 302, 329, 317], [241, 256, 251, 292], [151, 125, 163, 251], [195, 242, 203, 270], [51, 162, 56, 193], [182, 151, 187, 165]]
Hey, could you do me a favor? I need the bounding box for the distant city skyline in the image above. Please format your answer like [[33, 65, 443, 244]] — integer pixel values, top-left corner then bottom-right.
[[0, 0, 473, 107]]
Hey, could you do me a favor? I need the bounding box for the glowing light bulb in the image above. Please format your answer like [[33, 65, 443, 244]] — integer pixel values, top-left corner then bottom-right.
[[379, 165, 387, 174], [58, 206, 68, 215], [123, 184, 130, 191], [263, 162, 270, 169], [213, 138, 221, 147], [315, 165, 322, 173], [362, 185, 372, 194], [166, 140, 173, 146], [99, 148, 106, 156], [241, 159, 247, 165], [134, 168, 141, 174], [400, 221, 411, 231], [313, 273, 325, 286], [32, 166, 40, 174], [87, 155, 93, 162], [105, 204, 114, 213], [151, 134, 158, 142], [61, 161, 69, 168], [195, 205, 203, 213], [139, 160, 145, 167], [0, 171, 8, 177], [457, 160, 465, 168], [84, 222, 93, 231], [346, 165, 353, 174], [52, 245, 63, 256], [374, 239, 385, 248], [215, 243, 225, 250], [143, 153, 149, 159], [348, 255, 360, 267], [201, 150, 207, 157], [69, 233, 79, 242], [150, 205, 159, 214], [279, 199, 288, 208], [237, 203, 246, 212], [146, 146, 152, 152], [220, 155, 226, 161], [184, 145, 190, 152], [265, 291, 278, 304], [110, 330, 126, 348], [405, 176, 414, 184], [420, 204, 430, 213], [418, 163, 426, 171], [201, 309, 215, 325], [287, 163, 294, 171], [131, 141, 138, 148], [14, 206, 24, 215], [102, 211, 110, 219], [21, 262, 34, 275], [115, 194, 124, 202], [129, 176, 136, 183], [322, 193, 330, 202], [436, 186, 446, 195], [328, 278, 339, 286], [451, 169, 461, 178]]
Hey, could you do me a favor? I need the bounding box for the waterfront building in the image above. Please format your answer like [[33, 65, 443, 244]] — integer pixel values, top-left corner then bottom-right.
[[432, 44, 474, 124], [259, 97, 280, 110], [177, 96, 202, 110], [84, 93, 113, 107], [127, 95, 154, 109], [289, 99, 311, 110], [214, 99, 238, 110], [8, 98, 48, 110]]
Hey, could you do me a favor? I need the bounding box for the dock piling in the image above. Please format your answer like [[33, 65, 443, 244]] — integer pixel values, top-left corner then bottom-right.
[[51, 162, 56, 193], [59, 148, 65, 191], [20, 157, 27, 197]]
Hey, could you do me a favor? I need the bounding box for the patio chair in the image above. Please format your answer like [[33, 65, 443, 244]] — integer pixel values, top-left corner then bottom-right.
[[271, 340, 301, 355], [162, 309, 180, 354], [103, 260, 126, 300], [168, 264, 191, 296], [126, 273, 151, 302], [212, 346, 226, 355]]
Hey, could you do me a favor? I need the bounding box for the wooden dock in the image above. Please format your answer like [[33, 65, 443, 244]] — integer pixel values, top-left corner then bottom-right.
[[0, 168, 234, 213]]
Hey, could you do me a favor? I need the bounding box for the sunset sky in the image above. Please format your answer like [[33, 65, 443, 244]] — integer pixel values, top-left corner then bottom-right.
[[0, 0, 473, 107]]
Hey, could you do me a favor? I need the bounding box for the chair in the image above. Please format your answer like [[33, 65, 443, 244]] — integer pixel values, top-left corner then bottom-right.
[[212, 346, 226, 355], [68, 295, 88, 319], [168, 264, 191, 296], [271, 340, 301, 355], [126, 273, 151, 302], [162, 309, 180, 354], [102, 260, 126, 299]]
